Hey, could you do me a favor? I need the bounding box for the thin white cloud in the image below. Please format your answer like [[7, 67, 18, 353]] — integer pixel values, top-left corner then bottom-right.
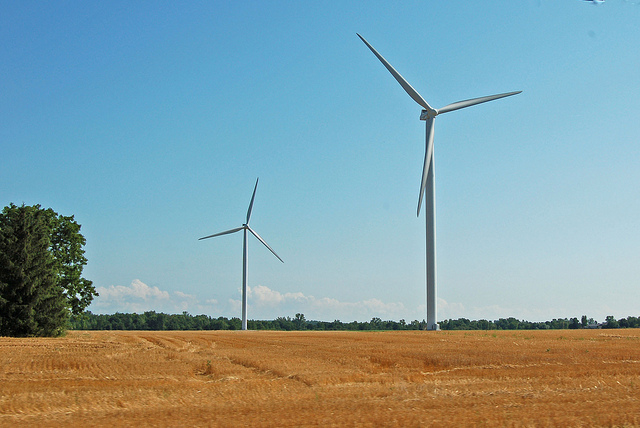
[[91, 281, 500, 323], [438, 301, 595, 323], [91, 279, 217, 314], [248, 285, 311, 306], [235, 285, 415, 321], [97, 279, 170, 301], [310, 296, 406, 318], [437, 298, 466, 320], [174, 290, 195, 299]]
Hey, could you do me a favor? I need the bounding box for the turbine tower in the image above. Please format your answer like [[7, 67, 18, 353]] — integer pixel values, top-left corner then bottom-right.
[[199, 178, 283, 330], [358, 34, 521, 330]]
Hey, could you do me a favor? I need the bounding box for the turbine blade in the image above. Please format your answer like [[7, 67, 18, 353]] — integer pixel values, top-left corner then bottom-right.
[[246, 225, 284, 263], [246, 178, 259, 224], [199, 226, 244, 240], [437, 91, 521, 115], [417, 117, 435, 217], [357, 34, 433, 112]]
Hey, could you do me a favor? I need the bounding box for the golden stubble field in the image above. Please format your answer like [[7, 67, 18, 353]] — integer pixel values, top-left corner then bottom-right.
[[1, 329, 639, 427]]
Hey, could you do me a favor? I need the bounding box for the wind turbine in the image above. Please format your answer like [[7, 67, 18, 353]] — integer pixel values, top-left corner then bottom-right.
[[357, 34, 521, 330], [199, 178, 283, 330]]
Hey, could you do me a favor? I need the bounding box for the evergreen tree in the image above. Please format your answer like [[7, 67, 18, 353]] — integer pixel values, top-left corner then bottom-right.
[[0, 204, 68, 336]]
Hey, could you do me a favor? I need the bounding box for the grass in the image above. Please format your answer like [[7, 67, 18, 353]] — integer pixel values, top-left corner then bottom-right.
[[0, 330, 639, 426]]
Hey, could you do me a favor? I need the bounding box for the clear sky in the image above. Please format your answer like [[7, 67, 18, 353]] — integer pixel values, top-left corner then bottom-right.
[[2, 0, 639, 323]]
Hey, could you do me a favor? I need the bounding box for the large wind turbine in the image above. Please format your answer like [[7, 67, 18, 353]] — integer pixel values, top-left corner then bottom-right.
[[358, 34, 520, 330], [199, 178, 283, 330]]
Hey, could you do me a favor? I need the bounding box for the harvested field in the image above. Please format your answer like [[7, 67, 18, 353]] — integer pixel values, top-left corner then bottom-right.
[[1, 329, 639, 427]]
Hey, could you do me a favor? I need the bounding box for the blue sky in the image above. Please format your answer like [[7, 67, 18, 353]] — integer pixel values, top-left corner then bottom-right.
[[2, 0, 639, 323]]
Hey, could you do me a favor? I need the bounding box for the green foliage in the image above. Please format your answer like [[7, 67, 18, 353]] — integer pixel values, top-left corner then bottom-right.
[[44, 208, 97, 316], [0, 204, 67, 336], [69, 311, 638, 332], [66, 311, 639, 332], [618, 316, 640, 328], [603, 315, 620, 329], [0, 203, 96, 337], [69, 311, 425, 331]]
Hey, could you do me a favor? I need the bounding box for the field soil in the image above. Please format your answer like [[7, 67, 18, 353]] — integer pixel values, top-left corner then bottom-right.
[[1, 329, 639, 427]]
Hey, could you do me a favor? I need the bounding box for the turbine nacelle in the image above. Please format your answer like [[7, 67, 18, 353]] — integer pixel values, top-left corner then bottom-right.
[[420, 109, 437, 120]]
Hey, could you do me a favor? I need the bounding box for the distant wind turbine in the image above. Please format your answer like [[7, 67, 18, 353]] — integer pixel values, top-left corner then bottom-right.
[[199, 178, 283, 330], [358, 34, 521, 330]]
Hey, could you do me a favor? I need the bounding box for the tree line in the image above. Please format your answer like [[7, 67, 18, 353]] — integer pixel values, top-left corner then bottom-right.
[[69, 311, 640, 331]]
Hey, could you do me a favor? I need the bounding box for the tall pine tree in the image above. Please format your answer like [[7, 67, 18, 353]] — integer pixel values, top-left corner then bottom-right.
[[0, 204, 85, 337]]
